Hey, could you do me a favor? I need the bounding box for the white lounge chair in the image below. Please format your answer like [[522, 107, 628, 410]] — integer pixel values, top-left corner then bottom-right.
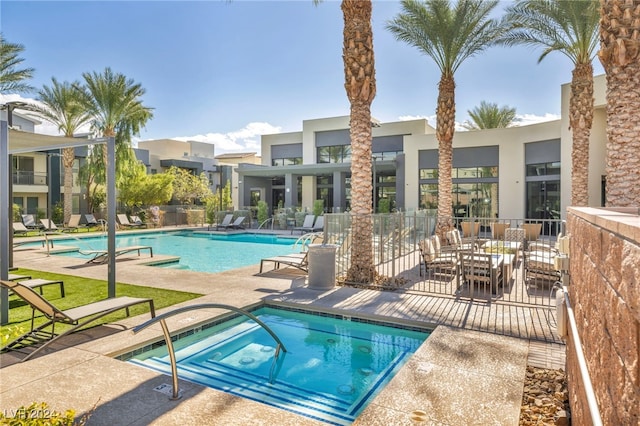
[[0, 279, 155, 362], [259, 251, 309, 273], [117, 214, 143, 228], [80, 245, 154, 264]]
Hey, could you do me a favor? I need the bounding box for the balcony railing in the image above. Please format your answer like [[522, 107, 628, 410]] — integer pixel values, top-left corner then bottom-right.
[[12, 171, 48, 186]]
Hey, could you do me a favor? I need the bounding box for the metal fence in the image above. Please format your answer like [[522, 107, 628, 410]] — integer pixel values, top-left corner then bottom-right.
[[323, 212, 564, 308]]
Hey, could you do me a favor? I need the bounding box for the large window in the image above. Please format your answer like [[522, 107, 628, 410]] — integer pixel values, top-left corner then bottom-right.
[[525, 140, 561, 221], [418, 147, 499, 217], [317, 145, 351, 164]]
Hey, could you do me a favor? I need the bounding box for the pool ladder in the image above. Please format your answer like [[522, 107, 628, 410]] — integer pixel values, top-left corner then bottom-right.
[[132, 304, 288, 400]]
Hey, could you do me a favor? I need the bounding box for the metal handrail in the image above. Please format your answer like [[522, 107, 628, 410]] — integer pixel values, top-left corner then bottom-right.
[[132, 303, 288, 400]]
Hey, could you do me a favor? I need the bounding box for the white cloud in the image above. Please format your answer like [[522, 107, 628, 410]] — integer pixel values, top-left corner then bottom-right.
[[513, 113, 560, 126], [172, 122, 281, 156]]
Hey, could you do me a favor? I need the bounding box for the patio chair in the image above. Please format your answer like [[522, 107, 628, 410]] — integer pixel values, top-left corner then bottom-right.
[[445, 229, 477, 253], [130, 215, 148, 228], [524, 241, 560, 287], [13, 222, 29, 235], [491, 222, 509, 240], [460, 221, 480, 239], [292, 215, 316, 234], [216, 214, 234, 230], [85, 214, 99, 227], [259, 251, 309, 273], [0, 279, 155, 362], [117, 214, 143, 228], [461, 252, 503, 294], [418, 235, 461, 286]]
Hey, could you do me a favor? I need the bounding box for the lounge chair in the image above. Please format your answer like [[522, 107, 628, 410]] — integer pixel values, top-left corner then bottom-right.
[[524, 241, 560, 287], [117, 214, 143, 228], [40, 218, 62, 233], [85, 214, 99, 227], [215, 214, 234, 230], [0, 279, 155, 362], [22, 214, 43, 230], [130, 215, 148, 228], [312, 215, 324, 232], [80, 245, 153, 264], [63, 214, 82, 232], [259, 251, 309, 273], [292, 215, 315, 234], [9, 278, 65, 298], [9, 273, 32, 281], [230, 216, 247, 229], [13, 222, 29, 235], [445, 229, 477, 253]]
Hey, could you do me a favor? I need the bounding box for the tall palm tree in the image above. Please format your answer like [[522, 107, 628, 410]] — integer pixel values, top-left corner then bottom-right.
[[387, 0, 507, 237], [33, 78, 91, 225], [502, 0, 600, 207], [342, 0, 377, 284], [461, 100, 517, 130], [76, 67, 153, 183], [0, 34, 34, 94], [598, 0, 640, 207]]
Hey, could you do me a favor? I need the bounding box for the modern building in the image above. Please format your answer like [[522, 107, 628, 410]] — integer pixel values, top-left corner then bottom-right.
[[236, 74, 607, 220]]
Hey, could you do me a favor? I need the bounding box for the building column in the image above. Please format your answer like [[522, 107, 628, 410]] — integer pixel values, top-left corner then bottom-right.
[[333, 171, 345, 213], [284, 173, 297, 209]]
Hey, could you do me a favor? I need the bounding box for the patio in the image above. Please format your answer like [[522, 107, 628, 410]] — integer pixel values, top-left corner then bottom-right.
[[0, 228, 565, 425]]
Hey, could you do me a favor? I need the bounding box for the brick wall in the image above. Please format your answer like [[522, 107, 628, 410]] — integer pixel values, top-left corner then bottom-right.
[[566, 207, 639, 424]]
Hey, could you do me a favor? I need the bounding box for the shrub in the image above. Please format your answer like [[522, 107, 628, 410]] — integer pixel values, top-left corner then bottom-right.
[[12, 204, 22, 222], [313, 199, 324, 216], [378, 198, 391, 214], [257, 201, 269, 225]]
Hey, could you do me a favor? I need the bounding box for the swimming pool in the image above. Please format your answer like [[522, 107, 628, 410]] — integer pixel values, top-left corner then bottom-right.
[[124, 306, 429, 425], [46, 231, 300, 273]]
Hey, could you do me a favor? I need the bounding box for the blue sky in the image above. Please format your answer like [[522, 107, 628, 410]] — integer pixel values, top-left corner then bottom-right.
[[1, 0, 604, 154]]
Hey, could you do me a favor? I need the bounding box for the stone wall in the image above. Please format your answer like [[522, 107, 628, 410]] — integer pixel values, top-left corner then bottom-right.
[[566, 207, 639, 424]]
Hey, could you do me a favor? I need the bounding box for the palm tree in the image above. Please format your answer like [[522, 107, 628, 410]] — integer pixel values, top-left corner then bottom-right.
[[387, 0, 507, 237], [342, 0, 377, 284], [76, 67, 153, 183], [598, 0, 640, 207], [33, 78, 91, 225], [0, 34, 35, 94], [502, 0, 600, 207], [461, 100, 517, 130]]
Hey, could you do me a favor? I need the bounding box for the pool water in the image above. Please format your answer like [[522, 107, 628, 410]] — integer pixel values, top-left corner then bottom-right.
[[48, 231, 299, 273], [125, 306, 429, 425]]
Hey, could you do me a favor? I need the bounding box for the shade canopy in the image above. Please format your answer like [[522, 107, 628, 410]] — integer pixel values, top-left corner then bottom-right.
[[8, 128, 100, 154]]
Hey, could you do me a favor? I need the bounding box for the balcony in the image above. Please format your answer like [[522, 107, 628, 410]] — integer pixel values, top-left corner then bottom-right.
[[12, 171, 48, 186]]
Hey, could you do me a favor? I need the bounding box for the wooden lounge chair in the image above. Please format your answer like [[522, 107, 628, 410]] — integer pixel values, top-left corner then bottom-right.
[[80, 245, 153, 264], [0, 279, 155, 362]]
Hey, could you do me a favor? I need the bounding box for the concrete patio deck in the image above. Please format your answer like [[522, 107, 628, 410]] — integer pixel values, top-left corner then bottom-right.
[[1, 228, 565, 425]]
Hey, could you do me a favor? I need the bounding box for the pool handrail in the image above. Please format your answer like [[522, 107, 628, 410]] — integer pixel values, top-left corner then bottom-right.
[[132, 303, 288, 400]]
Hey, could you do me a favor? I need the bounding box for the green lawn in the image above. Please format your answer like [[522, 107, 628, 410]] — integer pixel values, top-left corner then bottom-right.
[[1, 268, 203, 343]]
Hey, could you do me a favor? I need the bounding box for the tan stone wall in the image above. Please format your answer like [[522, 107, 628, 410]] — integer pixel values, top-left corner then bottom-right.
[[566, 207, 639, 425]]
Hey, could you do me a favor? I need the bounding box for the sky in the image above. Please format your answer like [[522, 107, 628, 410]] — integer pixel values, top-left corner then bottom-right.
[[1, 0, 604, 155]]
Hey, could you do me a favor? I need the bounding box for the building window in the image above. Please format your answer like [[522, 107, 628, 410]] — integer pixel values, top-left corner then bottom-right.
[[525, 162, 561, 221], [373, 151, 402, 161], [317, 145, 351, 164], [272, 157, 302, 166], [419, 166, 499, 218]]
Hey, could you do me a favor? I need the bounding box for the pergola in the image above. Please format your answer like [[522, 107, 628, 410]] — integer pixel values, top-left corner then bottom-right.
[[1, 108, 116, 325]]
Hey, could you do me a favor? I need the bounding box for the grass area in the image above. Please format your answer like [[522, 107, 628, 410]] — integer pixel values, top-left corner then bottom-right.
[[1, 268, 203, 340]]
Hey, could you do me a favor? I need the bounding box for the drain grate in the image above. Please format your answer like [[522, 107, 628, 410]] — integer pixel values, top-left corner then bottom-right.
[[153, 383, 182, 399]]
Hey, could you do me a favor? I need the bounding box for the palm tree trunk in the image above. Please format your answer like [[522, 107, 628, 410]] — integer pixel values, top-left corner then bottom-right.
[[435, 74, 455, 238], [569, 62, 594, 206], [599, 0, 640, 207], [62, 147, 75, 224], [342, 0, 377, 284]]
